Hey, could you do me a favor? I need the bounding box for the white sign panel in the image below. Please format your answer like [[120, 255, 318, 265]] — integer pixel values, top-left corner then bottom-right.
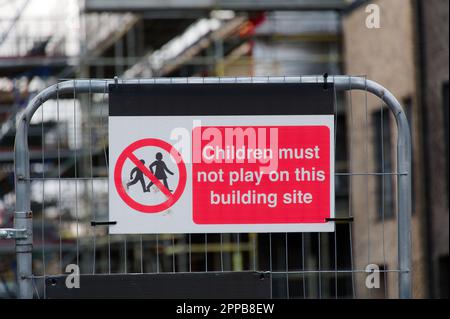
[[108, 83, 335, 234]]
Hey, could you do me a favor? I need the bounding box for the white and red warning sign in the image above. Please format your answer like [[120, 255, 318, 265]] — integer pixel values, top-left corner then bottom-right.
[[109, 83, 335, 234]]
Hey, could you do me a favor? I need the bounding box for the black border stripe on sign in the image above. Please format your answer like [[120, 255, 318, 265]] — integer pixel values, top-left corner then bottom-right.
[[109, 83, 334, 116]]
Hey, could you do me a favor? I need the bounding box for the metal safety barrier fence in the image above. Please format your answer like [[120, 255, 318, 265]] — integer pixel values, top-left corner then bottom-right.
[[2, 75, 411, 299]]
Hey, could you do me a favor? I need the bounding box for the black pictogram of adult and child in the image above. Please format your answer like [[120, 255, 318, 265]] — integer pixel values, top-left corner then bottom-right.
[[126, 152, 174, 193]]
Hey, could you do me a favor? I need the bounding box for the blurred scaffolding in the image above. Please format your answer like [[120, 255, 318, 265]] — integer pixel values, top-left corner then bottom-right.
[[9, 0, 448, 297], [0, 0, 447, 300], [1, 0, 351, 298]]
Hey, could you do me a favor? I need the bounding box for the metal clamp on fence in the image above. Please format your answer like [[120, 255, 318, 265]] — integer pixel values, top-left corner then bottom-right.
[[15, 211, 33, 219], [91, 221, 117, 226], [325, 217, 354, 224], [323, 73, 329, 90], [1, 211, 32, 239], [0, 228, 28, 240]]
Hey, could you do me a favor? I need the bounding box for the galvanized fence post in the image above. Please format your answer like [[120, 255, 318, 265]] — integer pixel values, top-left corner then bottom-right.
[[14, 85, 60, 299], [334, 77, 412, 298], [14, 119, 33, 299], [10, 76, 411, 299]]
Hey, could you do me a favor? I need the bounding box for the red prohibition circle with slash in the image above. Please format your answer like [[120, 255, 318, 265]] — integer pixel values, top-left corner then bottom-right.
[[114, 138, 187, 213]]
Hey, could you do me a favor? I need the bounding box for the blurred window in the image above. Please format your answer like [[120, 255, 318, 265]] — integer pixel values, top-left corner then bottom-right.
[[439, 255, 449, 298], [373, 108, 394, 220], [443, 82, 449, 208], [403, 97, 415, 214]]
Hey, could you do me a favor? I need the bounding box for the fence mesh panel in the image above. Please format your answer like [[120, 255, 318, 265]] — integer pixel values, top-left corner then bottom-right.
[[15, 76, 409, 299]]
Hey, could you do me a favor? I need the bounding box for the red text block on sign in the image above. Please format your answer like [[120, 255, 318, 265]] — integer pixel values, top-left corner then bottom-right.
[[192, 125, 331, 224]]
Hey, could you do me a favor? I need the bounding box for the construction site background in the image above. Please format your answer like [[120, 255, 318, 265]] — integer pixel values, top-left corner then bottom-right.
[[0, 0, 447, 299]]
